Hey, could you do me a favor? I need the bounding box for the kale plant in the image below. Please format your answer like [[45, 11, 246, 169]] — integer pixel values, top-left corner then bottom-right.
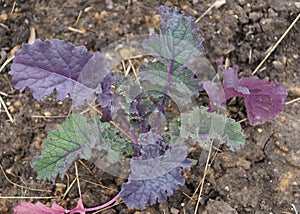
[[10, 6, 287, 213]]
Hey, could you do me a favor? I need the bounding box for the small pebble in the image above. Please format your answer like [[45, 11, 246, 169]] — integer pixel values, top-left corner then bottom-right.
[[279, 116, 286, 123], [170, 207, 180, 214], [8, 106, 15, 113], [272, 60, 284, 70], [44, 111, 52, 117], [34, 103, 41, 110], [0, 13, 8, 21], [13, 100, 22, 107]]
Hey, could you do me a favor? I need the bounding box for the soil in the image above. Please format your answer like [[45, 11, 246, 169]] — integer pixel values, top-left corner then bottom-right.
[[0, 0, 300, 213]]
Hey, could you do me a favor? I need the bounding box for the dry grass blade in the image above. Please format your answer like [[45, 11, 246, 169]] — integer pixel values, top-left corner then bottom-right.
[[252, 12, 300, 75], [68, 26, 85, 34], [10, 1, 16, 14], [286, 97, 300, 105], [28, 26, 36, 44], [0, 94, 15, 124], [78, 160, 118, 192], [74, 9, 83, 26], [0, 164, 51, 193], [62, 178, 77, 200], [0, 55, 14, 73], [194, 141, 214, 214], [291, 204, 298, 214], [195, 0, 226, 23], [237, 118, 248, 123], [74, 162, 82, 198], [128, 59, 140, 84]]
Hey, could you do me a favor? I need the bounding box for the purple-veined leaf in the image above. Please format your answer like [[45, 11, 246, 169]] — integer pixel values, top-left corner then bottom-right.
[[141, 6, 204, 107], [120, 140, 191, 209], [32, 114, 131, 182], [179, 107, 245, 151], [10, 39, 115, 108], [202, 81, 226, 111], [220, 63, 287, 125], [13, 199, 85, 214], [139, 62, 201, 103], [204, 62, 287, 125], [143, 6, 204, 65]]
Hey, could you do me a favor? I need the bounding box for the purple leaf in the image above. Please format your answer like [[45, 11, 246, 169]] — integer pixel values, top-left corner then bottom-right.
[[217, 62, 249, 95], [13, 199, 85, 214], [10, 39, 115, 107], [13, 201, 65, 214], [204, 63, 287, 125], [120, 168, 185, 210], [202, 81, 226, 111], [227, 76, 287, 125], [120, 142, 191, 209], [221, 63, 287, 125]]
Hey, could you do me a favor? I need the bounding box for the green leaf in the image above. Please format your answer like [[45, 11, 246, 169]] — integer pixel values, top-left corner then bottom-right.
[[32, 114, 131, 182], [143, 7, 204, 65], [171, 107, 246, 150], [139, 62, 200, 103]]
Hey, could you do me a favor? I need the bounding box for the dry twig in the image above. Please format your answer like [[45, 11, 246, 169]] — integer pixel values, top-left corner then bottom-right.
[[0, 94, 14, 124], [0, 164, 51, 193], [252, 12, 300, 75]]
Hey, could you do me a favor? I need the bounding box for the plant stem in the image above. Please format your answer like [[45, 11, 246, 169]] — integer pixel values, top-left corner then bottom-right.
[[133, 97, 147, 133], [84, 193, 120, 212], [153, 58, 175, 128]]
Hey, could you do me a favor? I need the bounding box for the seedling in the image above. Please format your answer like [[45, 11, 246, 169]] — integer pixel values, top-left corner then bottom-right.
[[9, 6, 286, 213]]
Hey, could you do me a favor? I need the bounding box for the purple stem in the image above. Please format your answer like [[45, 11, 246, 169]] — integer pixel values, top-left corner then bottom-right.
[[120, 116, 139, 145], [132, 99, 147, 133], [153, 58, 175, 128], [84, 193, 120, 212]]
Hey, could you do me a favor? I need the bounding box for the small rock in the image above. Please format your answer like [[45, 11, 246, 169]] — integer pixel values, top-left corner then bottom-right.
[[287, 150, 300, 167], [203, 199, 238, 214], [55, 183, 66, 194], [43, 111, 52, 117], [272, 60, 284, 70], [105, 0, 113, 10], [0, 13, 8, 22], [260, 18, 287, 36], [170, 207, 180, 214], [249, 11, 263, 22], [13, 100, 22, 107], [94, 10, 108, 22], [268, 8, 278, 17], [159, 201, 170, 214], [34, 103, 41, 110], [8, 106, 15, 113], [237, 158, 251, 170], [164, 1, 173, 7], [235, 5, 249, 24], [82, 191, 99, 207]]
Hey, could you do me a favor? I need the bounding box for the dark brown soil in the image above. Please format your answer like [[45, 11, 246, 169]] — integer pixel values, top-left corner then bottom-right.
[[0, 0, 300, 213]]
